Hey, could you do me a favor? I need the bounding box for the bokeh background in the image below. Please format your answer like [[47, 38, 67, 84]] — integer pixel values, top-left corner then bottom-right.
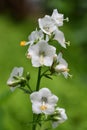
[[0, 0, 87, 130]]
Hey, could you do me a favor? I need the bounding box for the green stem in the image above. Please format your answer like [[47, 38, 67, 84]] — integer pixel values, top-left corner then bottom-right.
[[32, 124, 36, 130], [36, 67, 41, 91], [19, 87, 31, 94], [32, 114, 37, 130], [32, 67, 41, 130], [40, 68, 50, 78], [26, 83, 32, 93]]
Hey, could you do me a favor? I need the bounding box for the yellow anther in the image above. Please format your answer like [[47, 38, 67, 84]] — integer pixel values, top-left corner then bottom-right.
[[20, 41, 26, 46], [40, 105, 47, 111]]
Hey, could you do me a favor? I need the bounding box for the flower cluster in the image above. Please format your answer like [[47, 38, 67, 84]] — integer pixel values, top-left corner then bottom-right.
[[21, 9, 70, 78], [7, 9, 70, 129]]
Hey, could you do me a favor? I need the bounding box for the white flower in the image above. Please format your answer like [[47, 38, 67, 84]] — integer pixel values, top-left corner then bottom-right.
[[30, 88, 58, 115], [7, 67, 24, 91], [51, 9, 64, 27], [53, 29, 66, 48], [52, 107, 67, 128], [38, 15, 57, 35], [55, 52, 69, 78], [28, 40, 56, 67], [28, 29, 44, 45]]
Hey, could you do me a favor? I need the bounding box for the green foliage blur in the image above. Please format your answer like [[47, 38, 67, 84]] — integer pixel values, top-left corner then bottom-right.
[[0, 0, 87, 130]]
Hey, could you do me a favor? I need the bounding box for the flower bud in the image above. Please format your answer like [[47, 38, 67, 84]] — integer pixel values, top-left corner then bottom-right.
[[26, 72, 30, 81]]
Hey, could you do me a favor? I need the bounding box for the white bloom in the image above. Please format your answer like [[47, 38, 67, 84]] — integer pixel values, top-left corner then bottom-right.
[[38, 15, 57, 35], [55, 52, 69, 78], [30, 88, 58, 115], [53, 29, 66, 48], [28, 40, 56, 67], [52, 107, 67, 128], [51, 9, 69, 26], [51, 9, 64, 27], [7, 67, 24, 91], [28, 29, 44, 45]]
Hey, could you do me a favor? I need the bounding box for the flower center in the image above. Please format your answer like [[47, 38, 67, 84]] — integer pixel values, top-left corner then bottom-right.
[[40, 105, 47, 111], [43, 25, 53, 34], [40, 55, 44, 65], [40, 97, 48, 111], [40, 101, 47, 111], [41, 97, 47, 102], [39, 52, 45, 65]]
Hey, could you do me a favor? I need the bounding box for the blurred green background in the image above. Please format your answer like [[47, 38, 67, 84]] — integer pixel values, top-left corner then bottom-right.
[[0, 0, 87, 130]]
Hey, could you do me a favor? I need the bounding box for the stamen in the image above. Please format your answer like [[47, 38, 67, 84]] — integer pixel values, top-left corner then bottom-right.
[[40, 101, 47, 111], [65, 41, 70, 46], [20, 41, 26, 46], [40, 54, 44, 65], [64, 17, 69, 22], [40, 105, 47, 111], [69, 74, 72, 78]]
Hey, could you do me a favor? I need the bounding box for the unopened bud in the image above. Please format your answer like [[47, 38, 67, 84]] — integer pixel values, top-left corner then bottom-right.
[[7, 80, 21, 87], [26, 72, 30, 80], [52, 116, 61, 121]]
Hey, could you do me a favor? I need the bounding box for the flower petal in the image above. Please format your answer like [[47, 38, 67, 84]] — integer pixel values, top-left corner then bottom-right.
[[48, 95, 58, 105], [32, 103, 42, 114], [28, 29, 44, 45], [57, 52, 68, 67], [30, 91, 41, 103], [44, 105, 55, 115], [53, 30, 66, 48], [39, 88, 52, 98]]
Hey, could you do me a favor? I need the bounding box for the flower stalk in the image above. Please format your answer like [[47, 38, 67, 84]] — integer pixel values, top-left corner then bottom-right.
[[7, 8, 70, 130], [36, 67, 41, 91], [32, 114, 37, 130]]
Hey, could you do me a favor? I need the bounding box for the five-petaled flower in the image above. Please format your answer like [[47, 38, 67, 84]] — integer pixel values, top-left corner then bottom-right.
[[51, 9, 64, 27], [28, 40, 56, 67], [7, 67, 24, 91], [30, 88, 58, 115], [28, 29, 44, 45], [38, 15, 57, 35]]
